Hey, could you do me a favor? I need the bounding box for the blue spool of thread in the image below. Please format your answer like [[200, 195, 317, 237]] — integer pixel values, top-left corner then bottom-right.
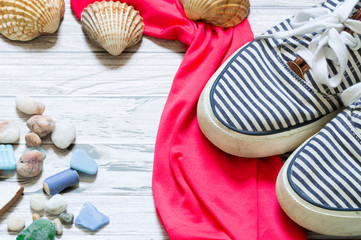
[[43, 169, 79, 195]]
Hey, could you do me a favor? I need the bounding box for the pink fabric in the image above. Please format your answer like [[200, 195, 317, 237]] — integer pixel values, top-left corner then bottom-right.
[[71, 1, 307, 239]]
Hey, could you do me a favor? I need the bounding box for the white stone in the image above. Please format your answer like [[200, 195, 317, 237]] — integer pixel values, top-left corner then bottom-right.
[[16, 95, 45, 115], [30, 194, 46, 212], [0, 120, 20, 143], [7, 215, 25, 231], [51, 122, 76, 149], [53, 218, 63, 235], [45, 194, 67, 215]]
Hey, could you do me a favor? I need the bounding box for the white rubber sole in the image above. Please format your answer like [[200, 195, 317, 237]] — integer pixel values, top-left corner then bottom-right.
[[197, 42, 339, 158], [277, 146, 361, 236]]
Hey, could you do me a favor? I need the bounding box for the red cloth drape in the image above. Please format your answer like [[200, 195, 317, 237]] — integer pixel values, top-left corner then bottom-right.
[[71, 1, 307, 239]]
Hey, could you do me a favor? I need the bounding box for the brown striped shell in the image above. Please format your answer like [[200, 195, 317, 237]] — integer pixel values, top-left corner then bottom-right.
[[179, 0, 250, 28], [0, 0, 65, 41], [81, 1, 144, 56]]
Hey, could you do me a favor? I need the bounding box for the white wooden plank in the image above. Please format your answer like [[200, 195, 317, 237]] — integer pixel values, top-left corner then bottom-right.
[[0, 96, 166, 144], [0, 0, 323, 53], [1, 143, 154, 194], [0, 52, 183, 96]]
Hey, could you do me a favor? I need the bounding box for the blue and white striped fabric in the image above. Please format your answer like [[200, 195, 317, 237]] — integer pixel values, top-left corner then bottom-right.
[[210, 0, 361, 135], [288, 98, 361, 210]]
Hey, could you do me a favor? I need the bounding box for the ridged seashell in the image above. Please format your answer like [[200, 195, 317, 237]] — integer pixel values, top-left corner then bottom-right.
[[179, 0, 250, 28], [0, 0, 65, 41], [81, 1, 144, 56]]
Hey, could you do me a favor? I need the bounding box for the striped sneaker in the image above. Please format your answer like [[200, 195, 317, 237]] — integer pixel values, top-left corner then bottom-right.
[[197, 0, 361, 157], [276, 96, 361, 236]]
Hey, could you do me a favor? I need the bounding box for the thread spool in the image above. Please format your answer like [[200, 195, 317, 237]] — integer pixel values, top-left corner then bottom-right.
[[43, 169, 79, 195]]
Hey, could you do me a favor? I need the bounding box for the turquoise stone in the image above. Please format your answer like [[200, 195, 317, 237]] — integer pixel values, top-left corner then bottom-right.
[[23, 146, 46, 159], [70, 149, 98, 175], [75, 202, 109, 231], [16, 218, 56, 240], [0, 144, 16, 170]]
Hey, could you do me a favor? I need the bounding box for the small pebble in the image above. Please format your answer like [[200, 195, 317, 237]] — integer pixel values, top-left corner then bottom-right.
[[7, 215, 25, 231], [75, 202, 109, 231], [32, 213, 41, 221], [27, 115, 55, 138], [16, 95, 45, 115], [51, 122, 76, 149], [30, 194, 46, 212], [53, 218, 63, 235], [17, 218, 55, 240], [25, 133, 42, 147], [70, 149, 98, 175], [16, 150, 44, 178], [60, 212, 74, 225], [23, 146, 46, 159], [0, 120, 20, 144], [45, 194, 67, 215]]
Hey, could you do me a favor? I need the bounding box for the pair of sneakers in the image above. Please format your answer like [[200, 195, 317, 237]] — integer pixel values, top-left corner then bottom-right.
[[197, 0, 361, 236]]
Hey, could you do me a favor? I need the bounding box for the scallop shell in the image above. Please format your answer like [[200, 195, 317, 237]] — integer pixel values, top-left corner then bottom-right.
[[81, 1, 144, 56], [180, 0, 250, 28], [0, 0, 65, 41]]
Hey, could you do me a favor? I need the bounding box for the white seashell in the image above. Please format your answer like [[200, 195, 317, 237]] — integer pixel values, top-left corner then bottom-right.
[[51, 122, 76, 149], [179, 0, 250, 28], [7, 215, 25, 231], [30, 194, 46, 212], [0, 0, 65, 41], [45, 194, 67, 215], [81, 1, 144, 56], [16, 95, 45, 115], [0, 120, 20, 143]]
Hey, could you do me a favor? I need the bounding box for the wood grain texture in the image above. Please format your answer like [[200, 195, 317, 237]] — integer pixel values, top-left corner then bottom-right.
[[0, 0, 352, 239]]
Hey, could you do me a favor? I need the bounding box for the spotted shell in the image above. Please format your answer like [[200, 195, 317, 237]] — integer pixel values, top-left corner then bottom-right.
[[81, 1, 144, 56], [0, 0, 65, 41], [180, 0, 250, 28]]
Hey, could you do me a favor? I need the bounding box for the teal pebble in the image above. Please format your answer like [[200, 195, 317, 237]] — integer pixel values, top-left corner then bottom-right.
[[70, 149, 98, 175], [0, 144, 16, 170], [60, 212, 74, 224], [23, 146, 46, 159], [16, 218, 56, 240]]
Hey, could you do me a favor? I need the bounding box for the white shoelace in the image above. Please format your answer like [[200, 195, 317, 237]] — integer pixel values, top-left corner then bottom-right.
[[257, 0, 361, 106]]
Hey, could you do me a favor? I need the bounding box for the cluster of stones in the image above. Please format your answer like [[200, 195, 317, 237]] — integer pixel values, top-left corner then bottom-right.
[[7, 194, 74, 238], [0, 96, 76, 178], [7, 194, 109, 239], [1, 96, 106, 239]]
